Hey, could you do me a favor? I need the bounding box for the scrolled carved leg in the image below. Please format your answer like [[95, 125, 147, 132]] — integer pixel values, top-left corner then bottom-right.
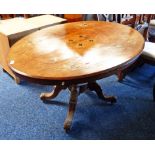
[[88, 81, 116, 104], [64, 85, 78, 132], [40, 81, 117, 131], [40, 85, 63, 100]]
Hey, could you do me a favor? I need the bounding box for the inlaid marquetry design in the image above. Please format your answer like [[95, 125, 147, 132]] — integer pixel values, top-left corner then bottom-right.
[[8, 21, 144, 131]]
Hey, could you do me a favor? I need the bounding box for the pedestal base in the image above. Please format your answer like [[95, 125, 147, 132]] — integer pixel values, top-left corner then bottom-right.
[[40, 81, 116, 131]]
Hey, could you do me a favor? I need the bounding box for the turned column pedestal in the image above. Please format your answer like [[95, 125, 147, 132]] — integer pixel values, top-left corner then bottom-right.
[[40, 81, 116, 131]]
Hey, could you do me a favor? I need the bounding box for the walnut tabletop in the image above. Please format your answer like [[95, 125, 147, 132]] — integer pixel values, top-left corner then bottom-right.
[[0, 15, 66, 84], [8, 21, 144, 82], [8, 21, 144, 131]]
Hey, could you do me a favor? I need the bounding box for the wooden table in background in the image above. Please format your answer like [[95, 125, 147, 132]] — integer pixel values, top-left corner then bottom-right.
[[0, 15, 66, 83], [8, 21, 144, 131], [64, 14, 83, 22]]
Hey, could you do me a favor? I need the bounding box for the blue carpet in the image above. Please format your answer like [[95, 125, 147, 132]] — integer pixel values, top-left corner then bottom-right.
[[0, 64, 155, 140]]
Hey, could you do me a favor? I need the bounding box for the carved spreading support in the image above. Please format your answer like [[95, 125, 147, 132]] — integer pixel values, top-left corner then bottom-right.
[[88, 82, 116, 103], [64, 85, 78, 131], [40, 81, 117, 131], [40, 85, 64, 100]]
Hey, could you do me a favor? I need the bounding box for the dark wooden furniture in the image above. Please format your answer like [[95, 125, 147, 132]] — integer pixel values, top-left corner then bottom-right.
[[0, 14, 29, 19], [138, 14, 152, 40], [0, 32, 19, 82], [116, 14, 152, 81], [116, 14, 137, 81], [96, 14, 140, 81], [120, 14, 136, 28], [148, 16, 155, 43], [8, 21, 144, 131], [64, 14, 83, 22]]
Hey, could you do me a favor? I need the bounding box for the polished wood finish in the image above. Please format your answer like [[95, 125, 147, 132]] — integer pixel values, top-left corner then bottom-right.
[[8, 21, 144, 81], [116, 14, 137, 81], [120, 15, 155, 82], [64, 14, 83, 22], [88, 81, 116, 103], [121, 14, 136, 28], [116, 14, 151, 81], [0, 14, 29, 19], [0, 33, 20, 83], [0, 14, 14, 19], [64, 85, 78, 131], [8, 21, 144, 130], [0, 15, 66, 82], [40, 81, 116, 131], [40, 85, 66, 100]]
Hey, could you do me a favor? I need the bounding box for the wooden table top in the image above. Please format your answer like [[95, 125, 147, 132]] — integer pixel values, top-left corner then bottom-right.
[[8, 21, 144, 83]]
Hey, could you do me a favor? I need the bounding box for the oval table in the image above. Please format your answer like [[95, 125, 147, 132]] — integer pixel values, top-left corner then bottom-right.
[[8, 21, 144, 131]]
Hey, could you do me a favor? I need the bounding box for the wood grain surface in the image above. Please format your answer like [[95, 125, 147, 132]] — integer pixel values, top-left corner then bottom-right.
[[0, 32, 20, 83], [8, 21, 144, 83]]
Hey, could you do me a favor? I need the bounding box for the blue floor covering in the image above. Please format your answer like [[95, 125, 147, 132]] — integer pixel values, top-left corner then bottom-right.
[[0, 64, 155, 140]]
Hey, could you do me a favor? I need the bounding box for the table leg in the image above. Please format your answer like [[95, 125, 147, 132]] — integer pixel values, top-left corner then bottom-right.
[[64, 85, 78, 131], [40, 81, 116, 131], [88, 81, 116, 104], [2, 69, 20, 84], [14, 76, 20, 84], [117, 69, 124, 82], [40, 85, 63, 100]]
